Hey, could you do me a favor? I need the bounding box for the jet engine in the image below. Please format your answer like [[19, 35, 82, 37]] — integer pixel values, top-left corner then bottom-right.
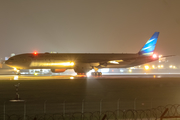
[[74, 63, 92, 74]]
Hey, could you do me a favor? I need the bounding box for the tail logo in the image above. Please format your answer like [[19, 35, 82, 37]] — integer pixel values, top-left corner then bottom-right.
[[138, 32, 159, 56]]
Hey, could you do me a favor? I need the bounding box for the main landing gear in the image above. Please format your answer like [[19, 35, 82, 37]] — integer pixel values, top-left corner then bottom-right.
[[91, 72, 102, 76], [91, 67, 102, 77]]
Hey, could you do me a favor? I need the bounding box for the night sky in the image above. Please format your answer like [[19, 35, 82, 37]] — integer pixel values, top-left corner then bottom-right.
[[0, 0, 180, 58]]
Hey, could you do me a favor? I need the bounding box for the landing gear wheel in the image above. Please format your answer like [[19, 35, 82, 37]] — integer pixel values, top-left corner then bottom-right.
[[77, 73, 86, 75], [91, 72, 102, 76]]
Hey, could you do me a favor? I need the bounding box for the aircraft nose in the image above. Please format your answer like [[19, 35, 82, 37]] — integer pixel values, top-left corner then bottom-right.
[[5, 60, 12, 65]]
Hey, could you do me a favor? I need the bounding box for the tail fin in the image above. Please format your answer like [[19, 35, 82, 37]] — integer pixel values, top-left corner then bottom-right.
[[138, 32, 159, 56]]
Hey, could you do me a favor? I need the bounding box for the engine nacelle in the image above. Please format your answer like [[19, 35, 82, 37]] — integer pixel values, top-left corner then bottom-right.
[[51, 69, 66, 73], [74, 63, 92, 73]]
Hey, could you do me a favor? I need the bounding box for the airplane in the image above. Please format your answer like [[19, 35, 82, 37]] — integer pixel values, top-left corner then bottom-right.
[[5, 32, 167, 76]]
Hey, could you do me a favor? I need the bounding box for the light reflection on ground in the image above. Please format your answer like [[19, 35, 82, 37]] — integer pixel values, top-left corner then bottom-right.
[[0, 73, 179, 80]]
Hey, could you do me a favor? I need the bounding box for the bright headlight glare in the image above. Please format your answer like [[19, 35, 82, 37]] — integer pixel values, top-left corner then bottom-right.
[[13, 67, 17, 71]]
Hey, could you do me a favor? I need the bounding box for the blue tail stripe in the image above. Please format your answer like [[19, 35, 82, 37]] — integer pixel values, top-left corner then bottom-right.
[[139, 32, 159, 56]]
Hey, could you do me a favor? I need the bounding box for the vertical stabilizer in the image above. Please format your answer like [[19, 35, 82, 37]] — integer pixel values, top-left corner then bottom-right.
[[138, 32, 159, 56]]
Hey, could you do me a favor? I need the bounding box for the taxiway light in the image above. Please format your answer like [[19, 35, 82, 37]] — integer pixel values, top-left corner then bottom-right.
[[120, 69, 124, 72], [152, 65, 155, 69], [159, 55, 162, 58], [158, 65, 161, 68]]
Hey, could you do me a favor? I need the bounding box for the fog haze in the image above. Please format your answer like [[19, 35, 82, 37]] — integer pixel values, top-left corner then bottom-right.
[[0, 0, 180, 58]]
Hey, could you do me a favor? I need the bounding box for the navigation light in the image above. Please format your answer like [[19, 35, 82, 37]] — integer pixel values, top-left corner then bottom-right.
[[33, 51, 38, 55], [152, 54, 157, 59]]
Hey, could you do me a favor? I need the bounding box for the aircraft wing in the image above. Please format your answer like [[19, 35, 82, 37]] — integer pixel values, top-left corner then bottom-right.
[[79, 55, 139, 63], [98, 56, 140, 65], [161, 55, 175, 58]]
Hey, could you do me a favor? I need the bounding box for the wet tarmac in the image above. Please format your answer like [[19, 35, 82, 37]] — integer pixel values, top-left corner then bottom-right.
[[0, 73, 180, 80], [0, 74, 180, 115]]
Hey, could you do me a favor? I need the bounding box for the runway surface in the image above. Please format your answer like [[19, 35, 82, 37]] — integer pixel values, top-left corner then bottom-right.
[[0, 73, 180, 115], [0, 73, 180, 80]]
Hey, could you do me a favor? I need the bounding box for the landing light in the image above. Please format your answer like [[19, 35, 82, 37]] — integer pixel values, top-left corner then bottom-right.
[[14, 76, 19, 80], [70, 77, 74, 79], [13, 67, 17, 71], [34, 73, 38, 76], [109, 61, 119, 64], [86, 69, 95, 77]]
